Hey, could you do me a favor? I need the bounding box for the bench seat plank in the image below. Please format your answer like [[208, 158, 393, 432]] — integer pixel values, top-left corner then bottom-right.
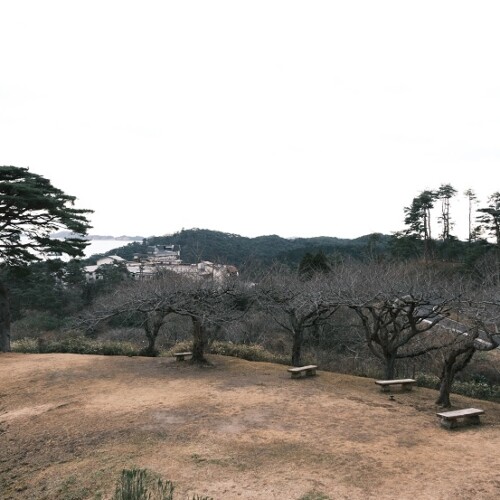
[[375, 379, 416, 392], [173, 352, 192, 361], [287, 365, 318, 378], [375, 379, 416, 386], [288, 365, 318, 373], [436, 408, 484, 429]]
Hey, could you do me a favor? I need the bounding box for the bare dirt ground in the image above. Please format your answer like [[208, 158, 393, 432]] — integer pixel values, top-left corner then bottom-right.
[[1, 353, 500, 500]]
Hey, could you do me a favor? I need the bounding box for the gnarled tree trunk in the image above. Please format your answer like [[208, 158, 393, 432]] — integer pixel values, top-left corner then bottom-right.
[[191, 315, 208, 364], [142, 310, 166, 356], [436, 346, 475, 407], [291, 328, 304, 367], [384, 352, 397, 380]]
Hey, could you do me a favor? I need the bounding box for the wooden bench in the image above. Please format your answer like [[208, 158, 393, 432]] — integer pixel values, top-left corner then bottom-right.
[[375, 379, 416, 392], [173, 351, 192, 361], [436, 408, 484, 429], [287, 365, 318, 379]]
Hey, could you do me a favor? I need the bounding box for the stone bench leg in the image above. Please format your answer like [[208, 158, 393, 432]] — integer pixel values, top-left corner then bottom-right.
[[440, 415, 481, 429], [402, 384, 414, 391], [440, 418, 458, 429], [290, 372, 302, 379], [464, 415, 481, 425], [380, 386, 391, 393], [305, 369, 316, 376], [176, 355, 185, 361]]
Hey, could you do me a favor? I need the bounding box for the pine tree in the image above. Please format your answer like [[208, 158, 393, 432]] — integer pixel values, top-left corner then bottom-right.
[[0, 166, 92, 351]]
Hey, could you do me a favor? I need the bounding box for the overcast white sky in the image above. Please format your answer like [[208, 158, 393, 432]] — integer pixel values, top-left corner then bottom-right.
[[1, 1, 499, 240]]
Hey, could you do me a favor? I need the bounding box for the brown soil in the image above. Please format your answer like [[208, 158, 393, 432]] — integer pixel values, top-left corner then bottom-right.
[[1, 353, 500, 499]]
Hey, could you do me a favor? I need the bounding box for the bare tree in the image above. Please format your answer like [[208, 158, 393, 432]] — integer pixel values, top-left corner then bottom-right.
[[342, 262, 455, 379], [82, 269, 249, 362], [257, 266, 339, 366], [80, 271, 184, 355], [435, 292, 500, 407], [172, 275, 250, 363]]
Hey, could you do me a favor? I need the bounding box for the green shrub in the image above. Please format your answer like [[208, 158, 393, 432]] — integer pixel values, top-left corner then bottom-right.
[[11, 311, 67, 339], [416, 374, 440, 390], [166, 340, 294, 365], [12, 335, 140, 357], [97, 341, 139, 356], [452, 379, 496, 399], [208, 341, 289, 364], [114, 468, 174, 500], [298, 491, 331, 500], [493, 387, 500, 401], [113, 469, 212, 500], [416, 373, 500, 401], [10, 337, 39, 353]]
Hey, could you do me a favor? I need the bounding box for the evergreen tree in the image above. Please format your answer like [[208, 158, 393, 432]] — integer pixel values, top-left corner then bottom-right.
[[476, 192, 500, 282], [436, 184, 457, 241], [477, 192, 500, 246], [403, 190, 436, 260], [298, 251, 330, 279], [464, 188, 478, 243], [0, 166, 92, 351]]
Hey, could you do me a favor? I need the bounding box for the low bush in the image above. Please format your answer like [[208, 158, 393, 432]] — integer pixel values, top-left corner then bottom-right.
[[11, 311, 67, 339], [12, 334, 140, 357], [416, 373, 500, 401], [460, 355, 500, 386], [165, 340, 290, 365], [208, 341, 289, 364], [113, 468, 212, 500], [416, 373, 440, 390], [114, 468, 174, 500], [10, 337, 39, 353], [452, 378, 499, 400], [298, 492, 331, 500]]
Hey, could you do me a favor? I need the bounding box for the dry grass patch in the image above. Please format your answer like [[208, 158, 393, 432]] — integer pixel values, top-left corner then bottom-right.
[[1, 353, 500, 499]]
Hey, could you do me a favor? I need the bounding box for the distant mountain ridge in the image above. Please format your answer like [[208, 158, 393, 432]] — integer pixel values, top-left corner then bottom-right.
[[51, 231, 144, 241], [88, 235, 144, 241]]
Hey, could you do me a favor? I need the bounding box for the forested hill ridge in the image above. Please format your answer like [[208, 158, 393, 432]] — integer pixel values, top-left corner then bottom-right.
[[99, 228, 392, 269]]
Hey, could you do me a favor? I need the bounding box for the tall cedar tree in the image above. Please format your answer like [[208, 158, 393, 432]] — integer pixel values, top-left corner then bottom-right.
[[464, 188, 478, 243], [403, 190, 435, 260], [0, 166, 92, 351], [436, 183, 457, 241], [477, 192, 500, 282]]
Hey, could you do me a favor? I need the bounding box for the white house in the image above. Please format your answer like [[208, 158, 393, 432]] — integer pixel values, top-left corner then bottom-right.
[[84, 247, 238, 282], [84, 255, 126, 281]]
